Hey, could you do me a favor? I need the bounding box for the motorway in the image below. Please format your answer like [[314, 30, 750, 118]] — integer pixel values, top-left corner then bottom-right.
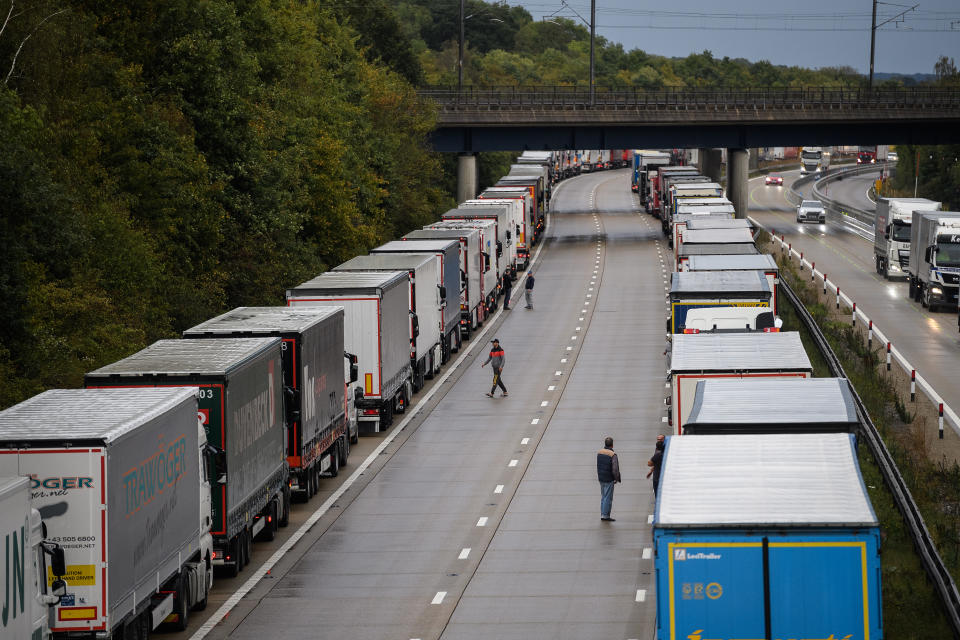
[[747, 168, 960, 452], [175, 169, 666, 640]]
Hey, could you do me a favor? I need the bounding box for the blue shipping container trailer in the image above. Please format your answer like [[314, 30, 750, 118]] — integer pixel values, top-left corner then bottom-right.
[[654, 433, 882, 640]]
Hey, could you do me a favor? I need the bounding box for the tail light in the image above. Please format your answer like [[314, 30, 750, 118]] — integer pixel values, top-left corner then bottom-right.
[[212, 551, 218, 559], [763, 327, 780, 333], [683, 328, 700, 334], [363, 409, 379, 416]]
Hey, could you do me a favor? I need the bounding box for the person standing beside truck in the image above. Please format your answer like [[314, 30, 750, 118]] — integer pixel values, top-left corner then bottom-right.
[[647, 434, 665, 495], [524, 273, 535, 309], [502, 266, 514, 310], [597, 437, 621, 521], [482, 338, 508, 397]]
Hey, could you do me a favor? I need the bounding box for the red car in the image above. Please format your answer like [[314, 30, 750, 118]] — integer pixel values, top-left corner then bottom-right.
[[765, 175, 783, 186]]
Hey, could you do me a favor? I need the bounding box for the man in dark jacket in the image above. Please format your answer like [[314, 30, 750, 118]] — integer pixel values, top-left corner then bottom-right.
[[481, 338, 508, 397], [647, 434, 665, 496], [501, 267, 514, 310], [596, 436, 621, 521], [524, 273, 535, 309]]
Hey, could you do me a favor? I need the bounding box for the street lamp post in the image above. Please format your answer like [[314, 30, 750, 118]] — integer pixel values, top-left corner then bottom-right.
[[458, 0, 465, 92], [589, 0, 595, 105]]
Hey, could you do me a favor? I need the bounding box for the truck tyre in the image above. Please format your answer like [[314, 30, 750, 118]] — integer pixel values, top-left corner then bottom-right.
[[278, 485, 291, 527], [259, 501, 277, 542], [350, 425, 358, 445], [172, 573, 190, 631], [225, 537, 240, 578], [242, 528, 252, 569], [328, 444, 340, 477], [339, 434, 349, 466]]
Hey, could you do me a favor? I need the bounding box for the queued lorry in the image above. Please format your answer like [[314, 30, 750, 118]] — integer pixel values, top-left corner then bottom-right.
[[682, 378, 858, 434], [183, 306, 355, 502], [683, 254, 780, 314], [476, 190, 535, 267], [670, 209, 737, 251], [907, 211, 960, 311], [675, 228, 757, 271], [874, 197, 941, 279], [652, 166, 700, 218], [668, 271, 772, 334], [668, 332, 813, 432], [654, 433, 882, 640], [442, 206, 510, 286], [404, 226, 487, 337], [371, 239, 462, 360], [86, 340, 289, 580], [659, 173, 711, 233], [667, 182, 724, 222], [0, 387, 213, 637], [336, 253, 443, 391], [422, 220, 499, 323], [632, 149, 671, 199], [0, 475, 66, 640], [287, 271, 412, 433]]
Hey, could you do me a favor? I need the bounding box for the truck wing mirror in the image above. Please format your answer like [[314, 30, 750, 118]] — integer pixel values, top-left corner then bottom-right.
[[506, 229, 512, 240], [439, 285, 447, 300], [49, 545, 66, 577], [354, 387, 364, 402], [51, 579, 67, 600], [344, 351, 359, 383], [496, 242, 503, 258], [884, 225, 890, 240]]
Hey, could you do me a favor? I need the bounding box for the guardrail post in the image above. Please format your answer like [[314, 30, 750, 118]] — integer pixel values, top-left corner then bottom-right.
[[823, 275, 827, 294], [868, 320, 873, 350], [939, 403, 944, 439], [799, 252, 804, 270], [811, 262, 816, 281], [836, 286, 840, 309], [886, 342, 891, 371], [852, 302, 857, 326], [911, 370, 916, 402]]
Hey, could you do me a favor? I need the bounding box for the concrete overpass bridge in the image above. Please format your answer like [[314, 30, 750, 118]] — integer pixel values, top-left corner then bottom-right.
[[419, 85, 960, 213]]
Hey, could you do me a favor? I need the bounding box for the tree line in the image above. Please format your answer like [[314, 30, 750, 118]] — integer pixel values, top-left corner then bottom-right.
[[0, 0, 955, 408]]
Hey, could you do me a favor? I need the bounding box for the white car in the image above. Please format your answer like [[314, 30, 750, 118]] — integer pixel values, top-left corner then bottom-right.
[[887, 151, 899, 162], [797, 200, 826, 224]]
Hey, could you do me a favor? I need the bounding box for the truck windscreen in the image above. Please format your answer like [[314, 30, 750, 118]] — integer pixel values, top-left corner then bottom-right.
[[935, 242, 960, 267], [891, 221, 911, 242]]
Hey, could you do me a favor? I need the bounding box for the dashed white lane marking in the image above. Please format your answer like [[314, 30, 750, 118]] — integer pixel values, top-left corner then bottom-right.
[[585, 301, 591, 305], [521, 437, 530, 444], [636, 589, 647, 603], [555, 371, 562, 376], [578, 317, 584, 321], [571, 335, 578, 340], [432, 591, 447, 604], [494, 485, 504, 494], [531, 418, 540, 424], [642, 547, 652, 560], [665, 382, 671, 388], [648, 514, 655, 524], [566, 346, 573, 351], [586, 294, 592, 298], [509, 459, 519, 467], [540, 401, 548, 407], [561, 358, 568, 363], [662, 416, 668, 423], [477, 517, 488, 527], [458, 548, 471, 560], [576, 325, 582, 331], [548, 385, 556, 391]]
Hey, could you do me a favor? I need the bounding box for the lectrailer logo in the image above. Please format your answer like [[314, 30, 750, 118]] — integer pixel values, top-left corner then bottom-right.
[[674, 549, 722, 561]]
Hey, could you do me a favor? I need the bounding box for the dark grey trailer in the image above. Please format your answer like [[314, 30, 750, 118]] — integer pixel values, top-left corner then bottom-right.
[[184, 306, 353, 499]]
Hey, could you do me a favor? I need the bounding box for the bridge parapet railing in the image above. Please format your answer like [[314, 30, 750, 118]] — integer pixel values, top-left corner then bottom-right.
[[420, 85, 960, 110]]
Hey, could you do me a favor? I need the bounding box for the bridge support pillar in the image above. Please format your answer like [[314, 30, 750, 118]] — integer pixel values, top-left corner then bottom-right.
[[727, 148, 749, 219], [457, 153, 478, 203], [698, 149, 722, 183]]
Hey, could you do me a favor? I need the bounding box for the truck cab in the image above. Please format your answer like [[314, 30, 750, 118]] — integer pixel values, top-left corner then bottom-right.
[[908, 211, 960, 311], [874, 198, 941, 279]]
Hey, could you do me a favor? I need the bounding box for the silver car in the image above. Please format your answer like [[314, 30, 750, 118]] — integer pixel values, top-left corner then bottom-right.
[[797, 200, 826, 224]]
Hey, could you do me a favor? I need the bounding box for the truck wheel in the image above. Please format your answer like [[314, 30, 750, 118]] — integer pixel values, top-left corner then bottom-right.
[[225, 538, 240, 578], [172, 573, 190, 631], [279, 485, 291, 527], [921, 286, 929, 308], [242, 528, 252, 568], [339, 434, 349, 466]]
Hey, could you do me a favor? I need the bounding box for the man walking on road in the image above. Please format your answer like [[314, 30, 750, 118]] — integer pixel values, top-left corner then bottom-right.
[[524, 273, 535, 309], [597, 437, 621, 521], [502, 267, 514, 310], [481, 338, 508, 397], [647, 434, 665, 496]]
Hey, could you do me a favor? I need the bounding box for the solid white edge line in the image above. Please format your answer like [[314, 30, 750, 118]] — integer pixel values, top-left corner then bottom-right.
[[189, 182, 557, 639]]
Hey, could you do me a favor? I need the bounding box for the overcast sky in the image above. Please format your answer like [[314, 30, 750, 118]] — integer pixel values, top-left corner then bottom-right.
[[503, 0, 960, 75]]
